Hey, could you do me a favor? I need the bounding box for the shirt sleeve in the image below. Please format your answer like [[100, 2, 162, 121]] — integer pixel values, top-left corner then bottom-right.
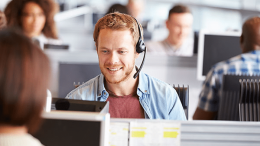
[[197, 68, 221, 112]]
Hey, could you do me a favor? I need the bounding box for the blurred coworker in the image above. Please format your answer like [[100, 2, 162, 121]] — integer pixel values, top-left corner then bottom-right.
[[0, 28, 50, 146], [4, 0, 61, 49], [0, 10, 6, 30], [66, 12, 186, 120], [106, 3, 129, 15], [127, 0, 145, 21], [193, 17, 260, 120], [146, 4, 193, 56]]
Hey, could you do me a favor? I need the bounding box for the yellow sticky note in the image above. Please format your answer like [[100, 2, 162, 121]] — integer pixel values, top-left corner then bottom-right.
[[131, 131, 146, 137], [111, 132, 117, 135], [163, 131, 179, 138]]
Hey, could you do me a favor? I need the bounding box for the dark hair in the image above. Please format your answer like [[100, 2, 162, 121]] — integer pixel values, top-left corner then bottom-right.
[[106, 4, 129, 15], [0, 28, 50, 133], [0, 10, 6, 30], [241, 17, 260, 53], [4, 0, 59, 39], [168, 4, 191, 19]]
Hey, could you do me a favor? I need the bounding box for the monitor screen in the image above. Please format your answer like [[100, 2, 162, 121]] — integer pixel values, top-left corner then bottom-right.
[[44, 44, 69, 50], [33, 111, 109, 146], [197, 31, 242, 80], [58, 63, 101, 98]]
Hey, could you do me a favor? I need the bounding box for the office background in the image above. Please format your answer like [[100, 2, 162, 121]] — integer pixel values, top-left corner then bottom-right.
[[1, 0, 260, 120]]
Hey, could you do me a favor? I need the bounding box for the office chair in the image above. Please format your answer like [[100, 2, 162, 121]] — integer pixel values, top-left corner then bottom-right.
[[218, 74, 260, 121], [239, 79, 260, 121], [173, 85, 189, 120]]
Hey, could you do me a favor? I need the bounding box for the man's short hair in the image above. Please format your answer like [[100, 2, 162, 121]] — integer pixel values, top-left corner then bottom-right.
[[168, 4, 191, 19], [0, 28, 50, 133], [93, 12, 143, 48]]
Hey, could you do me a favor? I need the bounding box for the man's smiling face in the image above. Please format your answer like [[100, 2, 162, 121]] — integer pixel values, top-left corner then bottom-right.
[[97, 28, 138, 84]]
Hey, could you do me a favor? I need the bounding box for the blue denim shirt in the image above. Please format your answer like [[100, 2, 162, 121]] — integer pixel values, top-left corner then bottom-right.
[[66, 72, 186, 120]]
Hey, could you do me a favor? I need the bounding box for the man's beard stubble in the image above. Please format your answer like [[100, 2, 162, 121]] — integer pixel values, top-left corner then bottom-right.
[[102, 62, 135, 84]]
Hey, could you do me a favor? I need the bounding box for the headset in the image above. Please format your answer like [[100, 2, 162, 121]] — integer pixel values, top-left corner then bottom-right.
[[132, 17, 146, 79]]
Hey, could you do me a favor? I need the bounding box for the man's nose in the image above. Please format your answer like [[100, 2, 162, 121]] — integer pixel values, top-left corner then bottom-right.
[[108, 52, 119, 64]]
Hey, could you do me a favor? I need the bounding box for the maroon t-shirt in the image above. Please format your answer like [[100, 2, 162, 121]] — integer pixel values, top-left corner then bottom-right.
[[106, 92, 145, 118]]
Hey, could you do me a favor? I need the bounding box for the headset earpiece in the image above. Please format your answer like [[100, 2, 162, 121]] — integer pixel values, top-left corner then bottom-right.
[[132, 16, 146, 79], [136, 38, 146, 53]]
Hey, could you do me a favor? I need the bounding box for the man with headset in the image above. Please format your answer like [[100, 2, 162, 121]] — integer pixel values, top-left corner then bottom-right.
[[66, 12, 186, 120]]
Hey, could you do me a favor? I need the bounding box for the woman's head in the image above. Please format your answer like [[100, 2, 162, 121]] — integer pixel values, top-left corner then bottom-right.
[[0, 28, 51, 133], [4, 0, 59, 39]]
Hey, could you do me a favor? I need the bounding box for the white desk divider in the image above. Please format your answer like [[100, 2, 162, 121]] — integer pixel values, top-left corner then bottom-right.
[[110, 119, 260, 146]]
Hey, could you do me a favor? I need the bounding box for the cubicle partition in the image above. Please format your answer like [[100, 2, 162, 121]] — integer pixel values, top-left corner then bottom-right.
[[110, 119, 260, 146]]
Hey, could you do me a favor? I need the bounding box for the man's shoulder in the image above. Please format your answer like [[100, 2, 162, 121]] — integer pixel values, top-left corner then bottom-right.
[[65, 74, 102, 99], [142, 73, 176, 94], [213, 55, 242, 70]]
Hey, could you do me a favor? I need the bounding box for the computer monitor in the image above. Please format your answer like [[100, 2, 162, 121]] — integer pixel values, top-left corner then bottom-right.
[[197, 30, 242, 80], [44, 44, 69, 50], [33, 111, 110, 146], [47, 97, 109, 113], [58, 63, 101, 98]]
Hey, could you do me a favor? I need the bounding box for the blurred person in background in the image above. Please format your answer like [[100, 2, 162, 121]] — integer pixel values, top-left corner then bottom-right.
[[127, 0, 145, 21], [0, 28, 50, 146], [193, 17, 260, 120], [4, 0, 61, 49], [106, 3, 129, 15], [146, 4, 194, 56], [0, 10, 6, 30]]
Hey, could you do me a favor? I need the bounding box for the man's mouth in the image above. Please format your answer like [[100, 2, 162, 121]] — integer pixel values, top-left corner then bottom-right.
[[107, 67, 123, 72]]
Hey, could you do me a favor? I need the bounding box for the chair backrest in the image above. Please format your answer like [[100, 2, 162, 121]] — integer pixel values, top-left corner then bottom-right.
[[218, 74, 260, 121], [173, 85, 189, 120], [239, 79, 260, 121]]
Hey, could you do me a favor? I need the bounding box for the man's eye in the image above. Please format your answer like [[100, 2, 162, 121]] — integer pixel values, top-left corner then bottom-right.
[[102, 50, 108, 53], [120, 51, 127, 54]]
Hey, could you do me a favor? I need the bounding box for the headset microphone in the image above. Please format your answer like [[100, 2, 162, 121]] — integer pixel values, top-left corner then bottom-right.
[[132, 17, 146, 79]]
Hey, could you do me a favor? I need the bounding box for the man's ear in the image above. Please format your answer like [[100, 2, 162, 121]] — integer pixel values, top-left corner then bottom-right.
[[135, 52, 140, 59], [165, 20, 169, 30], [95, 43, 98, 52], [240, 33, 244, 45], [240, 34, 244, 52]]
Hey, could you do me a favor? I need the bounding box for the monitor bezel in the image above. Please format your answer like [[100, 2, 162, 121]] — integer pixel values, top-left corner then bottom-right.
[[197, 30, 241, 81], [41, 111, 110, 146]]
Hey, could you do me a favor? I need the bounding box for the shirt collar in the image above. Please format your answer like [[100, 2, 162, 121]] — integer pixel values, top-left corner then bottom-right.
[[137, 71, 150, 95], [97, 74, 107, 98], [250, 50, 260, 55]]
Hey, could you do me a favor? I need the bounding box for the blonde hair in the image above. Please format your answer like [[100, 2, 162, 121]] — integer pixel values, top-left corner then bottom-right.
[[93, 12, 143, 48]]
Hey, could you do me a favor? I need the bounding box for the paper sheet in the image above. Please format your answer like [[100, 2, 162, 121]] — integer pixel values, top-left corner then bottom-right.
[[109, 122, 129, 146], [129, 121, 181, 146]]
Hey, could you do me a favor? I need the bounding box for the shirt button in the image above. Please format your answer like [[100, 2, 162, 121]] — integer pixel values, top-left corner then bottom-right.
[[104, 92, 106, 95], [145, 90, 147, 92]]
